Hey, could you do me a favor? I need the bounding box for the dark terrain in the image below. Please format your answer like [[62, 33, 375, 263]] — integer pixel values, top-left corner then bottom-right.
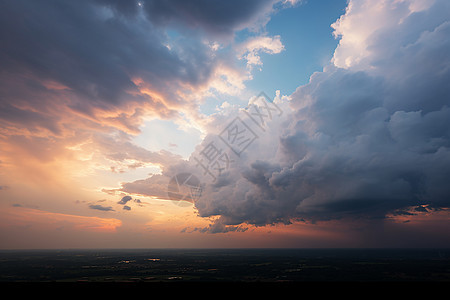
[[0, 248, 449, 282]]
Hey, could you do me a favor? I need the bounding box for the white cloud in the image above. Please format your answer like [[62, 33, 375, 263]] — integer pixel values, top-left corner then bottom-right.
[[237, 35, 285, 70], [331, 0, 436, 70]]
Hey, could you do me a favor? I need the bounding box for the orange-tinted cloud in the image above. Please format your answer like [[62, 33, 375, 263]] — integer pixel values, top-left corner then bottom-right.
[[2, 207, 122, 232]]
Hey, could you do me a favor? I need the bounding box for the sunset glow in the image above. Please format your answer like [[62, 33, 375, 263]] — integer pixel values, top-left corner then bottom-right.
[[1, 0, 449, 250]]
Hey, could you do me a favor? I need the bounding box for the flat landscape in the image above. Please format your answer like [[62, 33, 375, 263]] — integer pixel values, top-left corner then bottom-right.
[[0, 249, 449, 282]]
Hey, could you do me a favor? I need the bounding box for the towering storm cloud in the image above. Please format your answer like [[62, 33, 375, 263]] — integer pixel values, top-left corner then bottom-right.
[[162, 0, 450, 231]]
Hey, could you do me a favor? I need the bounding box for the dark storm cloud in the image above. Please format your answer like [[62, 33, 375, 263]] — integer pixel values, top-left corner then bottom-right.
[[139, 0, 276, 38], [0, 0, 279, 113], [186, 0, 450, 231], [96, 0, 277, 37], [0, 0, 288, 150], [109, 0, 450, 235], [0, 0, 209, 111]]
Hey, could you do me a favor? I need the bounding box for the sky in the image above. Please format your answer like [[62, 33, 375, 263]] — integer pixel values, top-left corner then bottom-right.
[[0, 0, 449, 249]]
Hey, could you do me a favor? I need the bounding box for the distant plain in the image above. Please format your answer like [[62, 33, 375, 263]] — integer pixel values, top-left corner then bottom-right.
[[0, 248, 448, 282]]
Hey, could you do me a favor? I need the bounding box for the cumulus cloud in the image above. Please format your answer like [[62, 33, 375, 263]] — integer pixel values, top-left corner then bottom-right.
[[162, 0, 450, 232]]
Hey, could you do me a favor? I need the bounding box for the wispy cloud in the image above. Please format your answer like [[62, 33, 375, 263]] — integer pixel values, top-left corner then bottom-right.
[[237, 35, 285, 70], [4, 207, 122, 232], [89, 204, 115, 212]]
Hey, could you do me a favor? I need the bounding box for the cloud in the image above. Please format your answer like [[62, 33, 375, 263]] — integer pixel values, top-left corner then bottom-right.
[[237, 35, 285, 70], [0, 0, 208, 129], [3, 207, 122, 232], [173, 0, 450, 231], [91, 132, 184, 169], [0, 0, 285, 133], [0, 0, 290, 187], [136, 0, 279, 39], [119, 174, 172, 199], [118, 195, 133, 205], [182, 223, 249, 234], [89, 204, 115, 212], [123, 205, 131, 211]]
